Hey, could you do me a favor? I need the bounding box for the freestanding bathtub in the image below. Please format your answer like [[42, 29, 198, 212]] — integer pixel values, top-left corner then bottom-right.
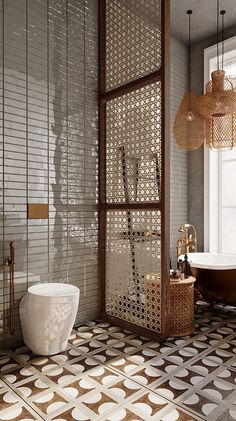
[[179, 253, 236, 305]]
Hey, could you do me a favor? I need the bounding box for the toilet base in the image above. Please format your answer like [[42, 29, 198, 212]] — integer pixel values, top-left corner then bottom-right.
[[25, 340, 68, 357]]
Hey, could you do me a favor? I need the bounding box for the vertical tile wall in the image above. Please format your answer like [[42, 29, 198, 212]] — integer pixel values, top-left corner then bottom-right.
[[0, 0, 98, 348], [170, 37, 188, 268]]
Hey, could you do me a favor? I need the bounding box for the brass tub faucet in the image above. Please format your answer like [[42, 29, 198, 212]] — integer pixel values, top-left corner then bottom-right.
[[177, 224, 197, 260]]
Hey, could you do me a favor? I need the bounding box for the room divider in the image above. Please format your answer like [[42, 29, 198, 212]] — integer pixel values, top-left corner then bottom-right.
[[99, 0, 170, 340]]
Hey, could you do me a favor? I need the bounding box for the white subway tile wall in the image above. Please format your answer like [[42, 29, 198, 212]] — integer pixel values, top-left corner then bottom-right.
[[170, 37, 189, 269], [0, 0, 98, 347]]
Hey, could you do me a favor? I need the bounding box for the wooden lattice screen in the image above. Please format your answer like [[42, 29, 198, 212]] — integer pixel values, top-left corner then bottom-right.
[[99, 0, 170, 340]]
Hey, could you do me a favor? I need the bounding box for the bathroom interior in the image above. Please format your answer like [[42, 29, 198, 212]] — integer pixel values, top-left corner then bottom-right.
[[1, 0, 236, 420]]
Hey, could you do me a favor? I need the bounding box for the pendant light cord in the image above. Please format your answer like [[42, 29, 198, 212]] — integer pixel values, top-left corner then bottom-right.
[[187, 10, 192, 93], [221, 10, 225, 70], [187, 9, 192, 111]]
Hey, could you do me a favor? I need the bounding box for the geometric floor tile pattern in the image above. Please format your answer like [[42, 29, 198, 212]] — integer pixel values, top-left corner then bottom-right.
[[0, 301, 236, 420]]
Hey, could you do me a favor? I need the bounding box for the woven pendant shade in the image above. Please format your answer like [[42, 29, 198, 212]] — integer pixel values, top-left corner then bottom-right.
[[173, 10, 205, 151], [196, 70, 236, 118], [173, 91, 205, 151], [205, 113, 236, 150]]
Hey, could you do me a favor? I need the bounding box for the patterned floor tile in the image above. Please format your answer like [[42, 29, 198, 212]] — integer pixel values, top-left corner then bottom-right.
[[12, 345, 39, 364], [126, 354, 187, 388], [154, 377, 190, 401], [102, 389, 204, 421], [0, 387, 23, 412], [69, 338, 106, 355], [50, 346, 85, 364], [64, 356, 101, 375], [159, 407, 204, 420], [194, 314, 228, 328], [69, 328, 133, 350], [1, 364, 37, 386], [0, 385, 43, 420], [89, 345, 125, 364], [163, 331, 236, 368], [61, 378, 96, 400], [207, 326, 235, 340], [174, 356, 223, 377], [0, 379, 6, 390], [2, 303, 236, 421], [100, 390, 170, 420], [0, 403, 43, 421], [201, 377, 235, 401], [38, 365, 78, 385], [33, 390, 67, 413], [81, 390, 118, 416], [215, 406, 236, 421], [0, 355, 20, 373], [30, 357, 63, 374], [51, 405, 98, 420], [50, 388, 126, 420], [10, 376, 51, 399], [179, 391, 222, 419], [85, 365, 123, 387], [107, 377, 143, 400], [164, 325, 214, 347]]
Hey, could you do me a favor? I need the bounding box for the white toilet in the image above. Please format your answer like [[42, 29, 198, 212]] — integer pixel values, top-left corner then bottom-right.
[[19, 283, 80, 356]]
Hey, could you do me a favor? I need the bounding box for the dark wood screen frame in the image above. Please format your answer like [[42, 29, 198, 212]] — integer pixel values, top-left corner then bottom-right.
[[99, 0, 170, 340]]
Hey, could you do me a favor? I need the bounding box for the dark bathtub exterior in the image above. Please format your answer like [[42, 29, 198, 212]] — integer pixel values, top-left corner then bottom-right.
[[191, 267, 236, 305]]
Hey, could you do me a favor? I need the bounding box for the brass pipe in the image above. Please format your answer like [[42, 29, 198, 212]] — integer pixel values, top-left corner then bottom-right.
[[5, 241, 16, 335]]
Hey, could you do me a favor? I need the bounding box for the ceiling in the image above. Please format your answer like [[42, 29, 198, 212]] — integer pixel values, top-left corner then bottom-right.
[[171, 0, 236, 44]]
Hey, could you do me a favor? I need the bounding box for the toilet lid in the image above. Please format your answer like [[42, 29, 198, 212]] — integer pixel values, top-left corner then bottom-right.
[[28, 282, 80, 298]]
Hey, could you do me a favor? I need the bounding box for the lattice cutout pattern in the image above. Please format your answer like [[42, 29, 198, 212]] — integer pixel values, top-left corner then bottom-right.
[[106, 83, 162, 203], [106, 0, 161, 91], [106, 210, 161, 332]]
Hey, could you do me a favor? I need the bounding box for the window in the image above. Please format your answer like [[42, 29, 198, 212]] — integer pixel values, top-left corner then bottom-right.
[[204, 36, 236, 254]]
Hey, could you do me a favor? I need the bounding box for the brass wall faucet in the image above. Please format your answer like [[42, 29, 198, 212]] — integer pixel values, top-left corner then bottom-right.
[[177, 224, 197, 260]]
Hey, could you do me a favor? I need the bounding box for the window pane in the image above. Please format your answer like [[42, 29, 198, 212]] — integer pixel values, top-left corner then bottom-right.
[[222, 161, 236, 206], [221, 208, 236, 254]]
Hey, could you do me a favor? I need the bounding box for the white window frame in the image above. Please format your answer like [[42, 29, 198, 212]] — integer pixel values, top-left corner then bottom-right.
[[204, 36, 236, 253]]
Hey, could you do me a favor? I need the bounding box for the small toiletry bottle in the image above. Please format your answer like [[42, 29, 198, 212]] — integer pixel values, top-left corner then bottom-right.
[[178, 259, 185, 280], [182, 254, 191, 278]]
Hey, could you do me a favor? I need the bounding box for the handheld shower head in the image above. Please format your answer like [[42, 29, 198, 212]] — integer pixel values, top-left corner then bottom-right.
[[10, 241, 16, 265], [178, 223, 191, 232]]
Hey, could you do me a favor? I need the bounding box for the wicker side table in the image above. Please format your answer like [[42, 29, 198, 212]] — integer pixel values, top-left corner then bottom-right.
[[170, 277, 196, 337]]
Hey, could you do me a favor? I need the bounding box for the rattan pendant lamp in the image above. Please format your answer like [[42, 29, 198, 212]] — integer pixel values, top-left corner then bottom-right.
[[204, 9, 236, 150], [173, 10, 205, 151]]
